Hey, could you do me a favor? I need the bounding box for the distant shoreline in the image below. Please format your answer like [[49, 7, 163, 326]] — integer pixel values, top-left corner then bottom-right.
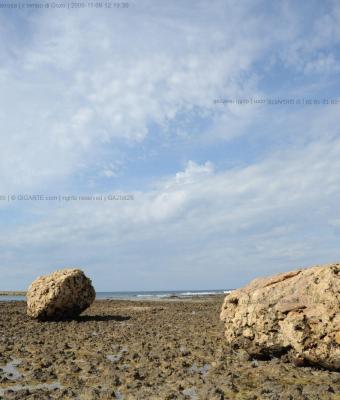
[[0, 291, 26, 296], [0, 290, 232, 300], [0, 292, 227, 302]]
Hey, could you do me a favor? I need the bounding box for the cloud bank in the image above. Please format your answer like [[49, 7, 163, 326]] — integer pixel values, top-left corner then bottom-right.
[[0, 0, 340, 289]]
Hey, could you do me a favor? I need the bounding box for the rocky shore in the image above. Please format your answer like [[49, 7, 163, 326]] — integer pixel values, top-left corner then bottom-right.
[[0, 297, 339, 399]]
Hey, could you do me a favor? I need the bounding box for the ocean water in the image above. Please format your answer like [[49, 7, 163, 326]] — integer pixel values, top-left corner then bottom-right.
[[0, 289, 232, 302], [0, 295, 26, 302], [96, 289, 232, 300]]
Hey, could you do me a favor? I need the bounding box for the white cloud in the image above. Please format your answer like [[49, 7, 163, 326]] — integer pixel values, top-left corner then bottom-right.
[[2, 135, 340, 289], [279, 0, 340, 74], [0, 0, 301, 192], [1, 1, 340, 289]]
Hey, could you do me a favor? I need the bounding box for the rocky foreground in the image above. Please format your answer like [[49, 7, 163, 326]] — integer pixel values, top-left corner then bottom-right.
[[0, 297, 339, 400]]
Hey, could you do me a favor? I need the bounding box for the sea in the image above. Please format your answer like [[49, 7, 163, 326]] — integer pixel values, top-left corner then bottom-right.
[[0, 289, 233, 302]]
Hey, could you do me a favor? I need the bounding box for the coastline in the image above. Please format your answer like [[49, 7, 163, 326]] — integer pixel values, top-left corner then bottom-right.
[[0, 297, 339, 399], [0, 290, 232, 302], [0, 291, 26, 296]]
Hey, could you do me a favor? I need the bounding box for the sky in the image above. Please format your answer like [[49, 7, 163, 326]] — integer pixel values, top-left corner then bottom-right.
[[0, 0, 340, 291]]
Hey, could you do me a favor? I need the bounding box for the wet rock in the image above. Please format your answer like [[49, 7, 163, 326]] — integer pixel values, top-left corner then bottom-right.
[[220, 263, 340, 370], [1, 294, 339, 398], [27, 269, 96, 320]]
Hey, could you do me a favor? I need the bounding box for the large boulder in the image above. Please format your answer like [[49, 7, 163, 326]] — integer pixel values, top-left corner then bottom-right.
[[27, 268, 96, 320], [220, 263, 340, 370]]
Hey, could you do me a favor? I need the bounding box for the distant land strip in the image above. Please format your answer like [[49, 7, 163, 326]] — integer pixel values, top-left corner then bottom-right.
[[0, 291, 26, 296]]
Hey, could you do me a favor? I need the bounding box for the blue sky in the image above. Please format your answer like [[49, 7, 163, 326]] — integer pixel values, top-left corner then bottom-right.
[[0, 0, 340, 290]]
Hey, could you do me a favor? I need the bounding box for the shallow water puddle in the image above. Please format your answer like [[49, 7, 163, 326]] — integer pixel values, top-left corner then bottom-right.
[[0, 381, 62, 396], [107, 347, 128, 363], [0, 358, 22, 380], [90, 385, 124, 400], [0, 359, 63, 396], [114, 389, 124, 399], [107, 354, 121, 362], [182, 387, 198, 400], [189, 362, 210, 377]]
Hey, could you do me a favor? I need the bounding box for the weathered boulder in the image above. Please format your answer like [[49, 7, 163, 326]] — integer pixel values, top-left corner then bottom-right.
[[220, 263, 340, 370], [27, 269, 96, 320]]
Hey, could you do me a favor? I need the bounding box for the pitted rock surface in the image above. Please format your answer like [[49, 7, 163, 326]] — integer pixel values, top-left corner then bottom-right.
[[220, 263, 340, 370], [27, 269, 95, 320]]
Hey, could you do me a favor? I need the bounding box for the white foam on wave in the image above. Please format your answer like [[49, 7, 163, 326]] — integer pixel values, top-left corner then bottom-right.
[[180, 292, 221, 296], [136, 291, 230, 298]]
